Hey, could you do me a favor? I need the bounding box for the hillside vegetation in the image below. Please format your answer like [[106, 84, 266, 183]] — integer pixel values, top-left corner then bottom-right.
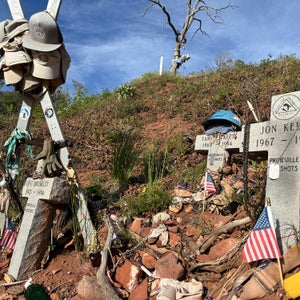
[[1, 54, 299, 198], [0, 54, 299, 299]]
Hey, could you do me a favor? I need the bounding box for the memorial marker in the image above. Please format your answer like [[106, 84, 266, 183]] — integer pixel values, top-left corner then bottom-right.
[[248, 91, 300, 252], [195, 131, 244, 171], [3, 0, 96, 253], [195, 91, 300, 253], [8, 177, 70, 280]]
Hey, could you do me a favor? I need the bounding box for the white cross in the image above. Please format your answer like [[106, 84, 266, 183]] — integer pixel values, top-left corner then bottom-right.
[[195, 130, 244, 171], [248, 91, 300, 252], [8, 177, 70, 280], [3, 0, 96, 279], [195, 91, 300, 253]]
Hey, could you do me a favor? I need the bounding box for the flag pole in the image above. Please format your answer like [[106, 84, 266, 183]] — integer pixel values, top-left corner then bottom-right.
[[277, 258, 284, 288], [267, 197, 284, 287], [203, 172, 208, 212]]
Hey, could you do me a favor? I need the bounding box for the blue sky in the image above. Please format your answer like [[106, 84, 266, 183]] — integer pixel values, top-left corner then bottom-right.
[[1, 0, 300, 95]]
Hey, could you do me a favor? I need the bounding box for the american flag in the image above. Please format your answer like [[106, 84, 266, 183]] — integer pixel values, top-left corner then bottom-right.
[[242, 206, 281, 263], [0, 219, 17, 250], [204, 172, 217, 197]]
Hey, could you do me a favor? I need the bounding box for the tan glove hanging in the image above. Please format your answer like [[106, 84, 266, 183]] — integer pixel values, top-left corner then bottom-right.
[[34, 139, 63, 176]]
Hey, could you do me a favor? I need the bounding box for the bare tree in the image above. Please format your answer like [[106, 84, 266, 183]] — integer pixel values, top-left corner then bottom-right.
[[144, 0, 236, 73]]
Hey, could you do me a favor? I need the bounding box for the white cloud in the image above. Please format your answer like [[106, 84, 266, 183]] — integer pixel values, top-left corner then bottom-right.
[[1, 0, 300, 94], [65, 32, 174, 93]]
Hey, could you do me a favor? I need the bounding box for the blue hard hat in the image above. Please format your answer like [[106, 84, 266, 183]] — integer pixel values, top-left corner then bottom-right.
[[202, 110, 241, 130]]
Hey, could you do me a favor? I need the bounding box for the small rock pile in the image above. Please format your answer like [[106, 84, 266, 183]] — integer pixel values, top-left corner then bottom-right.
[[75, 162, 270, 300]]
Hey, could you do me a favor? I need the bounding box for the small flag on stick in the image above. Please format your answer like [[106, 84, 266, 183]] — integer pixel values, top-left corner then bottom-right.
[[0, 219, 17, 250], [203, 172, 217, 197], [242, 203, 281, 263]]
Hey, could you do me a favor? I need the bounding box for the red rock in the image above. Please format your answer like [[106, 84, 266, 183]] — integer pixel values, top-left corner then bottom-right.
[[231, 230, 244, 238], [165, 219, 175, 225], [141, 253, 157, 269], [130, 218, 143, 233], [201, 211, 219, 225], [184, 203, 193, 213], [173, 186, 193, 197], [115, 260, 143, 292], [168, 232, 181, 248], [154, 252, 185, 280], [220, 176, 233, 197], [74, 261, 97, 281], [50, 293, 61, 300], [195, 253, 210, 262], [129, 278, 148, 300], [209, 238, 239, 260], [148, 237, 158, 244], [213, 215, 232, 229], [169, 201, 183, 213], [185, 226, 199, 237], [167, 225, 179, 233], [176, 217, 183, 223], [233, 180, 244, 189], [139, 227, 151, 238]]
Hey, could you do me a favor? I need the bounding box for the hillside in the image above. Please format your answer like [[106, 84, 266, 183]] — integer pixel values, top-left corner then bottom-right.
[[0, 55, 299, 299]]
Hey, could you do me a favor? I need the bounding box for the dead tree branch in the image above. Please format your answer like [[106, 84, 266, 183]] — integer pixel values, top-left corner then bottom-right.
[[189, 235, 248, 274], [96, 215, 121, 300], [148, 0, 179, 40], [198, 217, 251, 253], [144, 0, 236, 73]]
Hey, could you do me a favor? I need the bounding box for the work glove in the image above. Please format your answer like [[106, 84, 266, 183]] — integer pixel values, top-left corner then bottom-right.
[[34, 139, 63, 176]]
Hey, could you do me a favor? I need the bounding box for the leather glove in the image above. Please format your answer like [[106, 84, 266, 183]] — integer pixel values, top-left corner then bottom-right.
[[35, 139, 63, 176], [43, 153, 63, 176]]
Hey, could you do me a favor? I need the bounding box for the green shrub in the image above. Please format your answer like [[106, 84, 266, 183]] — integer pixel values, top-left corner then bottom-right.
[[122, 182, 172, 217], [175, 160, 206, 185], [116, 83, 136, 100]]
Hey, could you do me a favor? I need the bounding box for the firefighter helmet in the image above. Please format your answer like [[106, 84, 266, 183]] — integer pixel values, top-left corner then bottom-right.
[[202, 110, 241, 130]]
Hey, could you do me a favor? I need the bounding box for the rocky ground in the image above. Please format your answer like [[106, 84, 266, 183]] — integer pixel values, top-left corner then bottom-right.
[[0, 163, 296, 300], [0, 68, 299, 299]]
